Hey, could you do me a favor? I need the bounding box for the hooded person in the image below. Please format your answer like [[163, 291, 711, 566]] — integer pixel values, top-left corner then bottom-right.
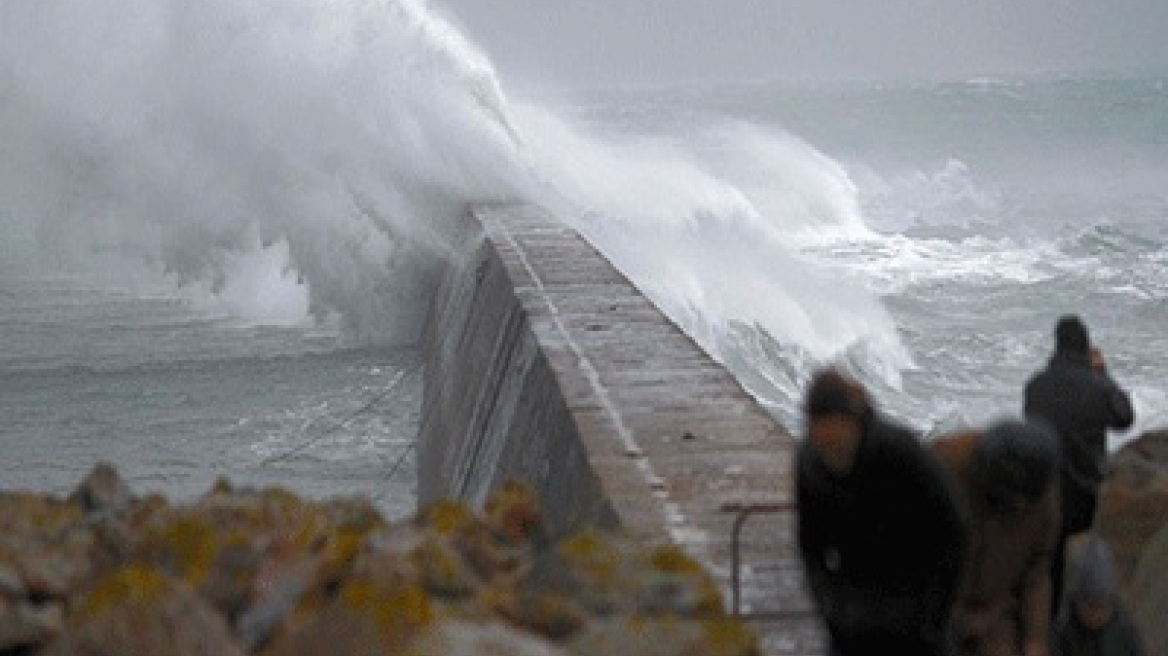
[[931, 418, 1061, 656], [1055, 534, 1146, 656], [796, 367, 970, 656], [1025, 314, 1135, 616]]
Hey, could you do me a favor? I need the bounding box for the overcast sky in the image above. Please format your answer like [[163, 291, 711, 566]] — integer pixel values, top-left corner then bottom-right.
[[433, 0, 1168, 88]]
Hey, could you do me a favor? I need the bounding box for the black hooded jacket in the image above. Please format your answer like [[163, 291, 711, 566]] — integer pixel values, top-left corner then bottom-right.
[[1024, 351, 1134, 532], [796, 411, 970, 656]]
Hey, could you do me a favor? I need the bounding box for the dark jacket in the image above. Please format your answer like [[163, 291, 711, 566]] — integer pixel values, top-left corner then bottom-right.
[[932, 430, 1061, 656], [797, 411, 970, 656], [1024, 352, 1134, 532]]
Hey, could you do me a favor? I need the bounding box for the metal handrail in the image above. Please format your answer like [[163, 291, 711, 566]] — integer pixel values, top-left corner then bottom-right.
[[719, 501, 806, 619]]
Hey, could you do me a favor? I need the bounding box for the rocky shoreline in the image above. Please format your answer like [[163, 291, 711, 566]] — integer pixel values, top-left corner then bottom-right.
[[3, 428, 1165, 656], [0, 466, 759, 656]]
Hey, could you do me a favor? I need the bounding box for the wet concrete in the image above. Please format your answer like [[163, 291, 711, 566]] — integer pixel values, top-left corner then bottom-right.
[[418, 203, 826, 655]]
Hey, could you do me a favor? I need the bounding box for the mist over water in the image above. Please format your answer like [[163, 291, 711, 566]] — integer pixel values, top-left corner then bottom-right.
[[1, 0, 905, 405], [1, 0, 527, 343]]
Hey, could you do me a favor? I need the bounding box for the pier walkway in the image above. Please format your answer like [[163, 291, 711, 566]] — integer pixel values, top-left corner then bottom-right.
[[419, 204, 826, 655]]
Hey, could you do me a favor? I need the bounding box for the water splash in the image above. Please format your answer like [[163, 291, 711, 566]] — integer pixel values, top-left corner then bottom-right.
[[1, 0, 525, 343], [510, 108, 911, 398], [1, 0, 911, 418]]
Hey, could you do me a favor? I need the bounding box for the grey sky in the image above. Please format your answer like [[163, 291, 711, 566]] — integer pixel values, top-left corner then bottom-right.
[[433, 0, 1168, 88]]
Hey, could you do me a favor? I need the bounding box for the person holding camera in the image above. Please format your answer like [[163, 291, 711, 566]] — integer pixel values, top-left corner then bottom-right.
[[1024, 315, 1134, 617]]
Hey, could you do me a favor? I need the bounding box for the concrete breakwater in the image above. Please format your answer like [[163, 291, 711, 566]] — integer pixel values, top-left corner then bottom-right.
[[418, 203, 825, 654]]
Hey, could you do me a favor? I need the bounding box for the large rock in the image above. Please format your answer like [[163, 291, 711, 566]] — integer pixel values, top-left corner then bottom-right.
[[0, 493, 92, 651], [1126, 523, 1168, 656], [1099, 429, 1168, 581], [1096, 428, 1168, 654], [68, 461, 132, 516], [42, 564, 247, 656]]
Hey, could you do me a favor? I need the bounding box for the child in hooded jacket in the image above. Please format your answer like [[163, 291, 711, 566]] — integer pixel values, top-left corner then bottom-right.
[[1055, 534, 1146, 656]]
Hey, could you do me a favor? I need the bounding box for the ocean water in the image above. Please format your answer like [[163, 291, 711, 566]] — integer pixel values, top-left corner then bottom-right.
[[3, 0, 1166, 515], [0, 273, 423, 518], [553, 77, 1168, 441]]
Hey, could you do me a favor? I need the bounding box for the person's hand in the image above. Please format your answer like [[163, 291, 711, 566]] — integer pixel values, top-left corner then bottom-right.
[[1090, 346, 1106, 372]]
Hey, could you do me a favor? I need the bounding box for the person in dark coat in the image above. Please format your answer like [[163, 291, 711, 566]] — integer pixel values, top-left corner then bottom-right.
[[796, 367, 970, 656], [932, 419, 1061, 656], [1024, 315, 1135, 616], [1055, 534, 1146, 656]]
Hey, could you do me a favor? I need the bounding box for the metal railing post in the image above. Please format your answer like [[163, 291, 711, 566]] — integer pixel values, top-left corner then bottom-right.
[[720, 502, 796, 618]]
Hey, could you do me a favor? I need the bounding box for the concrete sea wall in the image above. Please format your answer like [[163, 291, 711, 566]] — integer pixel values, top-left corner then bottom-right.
[[418, 203, 824, 654], [417, 205, 622, 539]]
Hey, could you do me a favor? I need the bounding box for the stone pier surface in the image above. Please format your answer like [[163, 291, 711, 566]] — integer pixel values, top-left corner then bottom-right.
[[418, 203, 826, 655]]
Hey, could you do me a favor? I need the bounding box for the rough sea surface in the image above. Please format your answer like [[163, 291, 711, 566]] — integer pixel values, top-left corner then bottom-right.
[[2, 0, 1165, 514], [0, 275, 422, 518]]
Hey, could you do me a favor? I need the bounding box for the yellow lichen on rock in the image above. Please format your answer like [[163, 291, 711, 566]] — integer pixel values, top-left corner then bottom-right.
[[2, 469, 768, 656], [647, 545, 702, 575], [0, 493, 83, 534], [702, 617, 762, 656], [137, 515, 218, 585], [74, 564, 171, 620], [418, 499, 472, 536], [409, 537, 477, 599], [557, 530, 619, 583], [54, 563, 247, 656], [317, 528, 366, 582], [341, 579, 435, 636]]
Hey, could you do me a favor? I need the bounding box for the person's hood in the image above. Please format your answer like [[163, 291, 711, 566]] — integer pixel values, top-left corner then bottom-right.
[[1055, 314, 1090, 357], [977, 419, 1058, 512], [1071, 534, 1119, 602]]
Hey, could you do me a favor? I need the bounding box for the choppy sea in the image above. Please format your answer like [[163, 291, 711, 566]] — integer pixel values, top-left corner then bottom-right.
[[3, 0, 1165, 516]]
